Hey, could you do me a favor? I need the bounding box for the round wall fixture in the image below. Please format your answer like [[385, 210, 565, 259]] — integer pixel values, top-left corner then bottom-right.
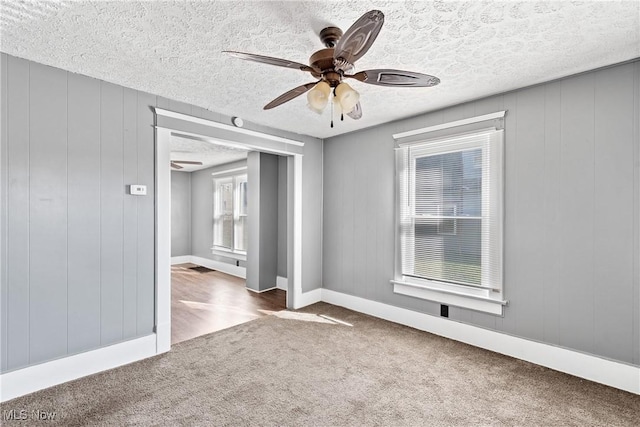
[[231, 116, 244, 128]]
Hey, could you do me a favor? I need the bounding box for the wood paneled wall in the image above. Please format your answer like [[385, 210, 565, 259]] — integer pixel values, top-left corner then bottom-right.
[[1, 53, 325, 373], [1, 55, 156, 372], [323, 61, 640, 365]]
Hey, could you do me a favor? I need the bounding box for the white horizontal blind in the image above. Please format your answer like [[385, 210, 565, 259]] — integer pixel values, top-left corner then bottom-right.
[[214, 177, 234, 250], [213, 174, 248, 253], [398, 129, 503, 291]]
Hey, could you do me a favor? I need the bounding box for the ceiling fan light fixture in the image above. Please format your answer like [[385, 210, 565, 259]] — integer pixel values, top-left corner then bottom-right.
[[224, 9, 439, 122], [335, 82, 360, 113], [307, 81, 331, 113]]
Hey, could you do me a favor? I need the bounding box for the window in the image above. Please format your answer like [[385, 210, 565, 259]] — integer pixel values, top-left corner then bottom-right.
[[213, 173, 247, 254], [395, 127, 505, 315]]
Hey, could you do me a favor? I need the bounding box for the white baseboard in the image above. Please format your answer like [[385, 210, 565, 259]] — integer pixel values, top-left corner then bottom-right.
[[190, 255, 246, 279], [321, 289, 640, 395], [276, 276, 288, 291], [246, 286, 277, 293], [0, 335, 157, 402], [294, 288, 322, 309], [170, 255, 192, 265]]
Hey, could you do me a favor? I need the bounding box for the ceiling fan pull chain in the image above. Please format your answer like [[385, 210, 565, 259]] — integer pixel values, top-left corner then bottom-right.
[[330, 95, 334, 128], [341, 113, 344, 121]]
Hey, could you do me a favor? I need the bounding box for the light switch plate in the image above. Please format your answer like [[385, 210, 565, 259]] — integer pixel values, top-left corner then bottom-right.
[[129, 185, 147, 195]]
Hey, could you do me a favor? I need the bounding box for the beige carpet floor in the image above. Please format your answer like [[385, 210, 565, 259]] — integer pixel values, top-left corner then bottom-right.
[[1, 302, 639, 426]]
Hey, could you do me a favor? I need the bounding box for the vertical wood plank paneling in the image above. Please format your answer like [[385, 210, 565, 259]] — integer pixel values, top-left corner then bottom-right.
[[168, 99, 192, 115], [512, 86, 546, 342], [67, 73, 101, 353], [558, 73, 595, 355], [363, 133, 378, 301], [301, 138, 324, 292], [190, 167, 216, 260], [122, 88, 138, 339], [246, 152, 261, 291], [28, 62, 68, 363], [5, 56, 31, 370], [156, 96, 170, 110], [0, 53, 7, 372], [100, 82, 125, 345], [593, 64, 635, 362], [320, 63, 638, 365], [136, 92, 156, 335], [196, 105, 220, 123], [352, 136, 368, 296], [634, 61, 640, 366], [170, 171, 192, 257], [322, 136, 342, 290], [542, 81, 562, 345], [276, 157, 287, 277], [375, 129, 399, 305], [190, 106, 209, 122], [340, 134, 356, 296], [474, 95, 504, 117], [496, 92, 518, 335]]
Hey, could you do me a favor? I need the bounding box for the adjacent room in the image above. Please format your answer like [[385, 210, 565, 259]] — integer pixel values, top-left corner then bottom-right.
[[1, 1, 639, 425], [169, 136, 288, 343]]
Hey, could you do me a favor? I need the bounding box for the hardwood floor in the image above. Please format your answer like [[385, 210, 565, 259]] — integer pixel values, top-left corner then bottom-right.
[[171, 263, 286, 344]]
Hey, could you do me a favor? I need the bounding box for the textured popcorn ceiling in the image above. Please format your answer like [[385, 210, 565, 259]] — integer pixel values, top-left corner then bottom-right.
[[170, 136, 248, 172], [1, 1, 639, 139]]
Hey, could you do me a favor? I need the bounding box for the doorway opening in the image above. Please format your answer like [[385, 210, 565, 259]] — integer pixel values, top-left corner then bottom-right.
[[154, 107, 305, 353], [169, 136, 288, 344], [171, 264, 285, 344]]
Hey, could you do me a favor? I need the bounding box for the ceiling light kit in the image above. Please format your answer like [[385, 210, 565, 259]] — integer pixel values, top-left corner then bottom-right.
[[224, 10, 440, 128]]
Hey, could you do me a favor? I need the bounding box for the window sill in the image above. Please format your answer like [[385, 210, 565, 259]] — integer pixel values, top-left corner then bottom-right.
[[390, 279, 507, 316], [210, 248, 247, 261]]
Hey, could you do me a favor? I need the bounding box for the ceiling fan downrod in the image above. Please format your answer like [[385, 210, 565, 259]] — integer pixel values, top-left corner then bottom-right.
[[319, 27, 343, 48]]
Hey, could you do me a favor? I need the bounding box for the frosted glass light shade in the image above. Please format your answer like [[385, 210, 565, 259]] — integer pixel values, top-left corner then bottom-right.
[[335, 82, 360, 113], [307, 81, 331, 113]]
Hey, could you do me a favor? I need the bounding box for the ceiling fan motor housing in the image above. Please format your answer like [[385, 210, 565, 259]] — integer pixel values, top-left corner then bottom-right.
[[319, 27, 343, 48], [309, 48, 344, 87]]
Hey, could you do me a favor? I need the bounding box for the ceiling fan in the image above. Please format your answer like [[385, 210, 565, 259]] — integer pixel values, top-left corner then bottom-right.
[[171, 160, 203, 169], [223, 10, 440, 126]]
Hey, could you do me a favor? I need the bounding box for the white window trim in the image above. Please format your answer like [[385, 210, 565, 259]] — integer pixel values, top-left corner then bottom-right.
[[212, 173, 248, 255], [393, 116, 506, 315], [210, 248, 247, 261]]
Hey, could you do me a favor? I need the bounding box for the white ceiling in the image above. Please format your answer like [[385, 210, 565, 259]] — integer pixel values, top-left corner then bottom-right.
[[170, 136, 248, 172], [1, 1, 638, 139]]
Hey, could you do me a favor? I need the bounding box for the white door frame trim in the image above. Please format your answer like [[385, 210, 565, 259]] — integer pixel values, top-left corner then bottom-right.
[[154, 111, 305, 354]]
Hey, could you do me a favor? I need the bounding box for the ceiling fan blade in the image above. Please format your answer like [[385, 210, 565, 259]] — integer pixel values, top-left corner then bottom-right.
[[347, 69, 440, 87], [170, 162, 183, 169], [333, 10, 384, 68], [223, 51, 317, 73], [264, 82, 319, 110], [347, 102, 362, 120], [172, 160, 203, 165]]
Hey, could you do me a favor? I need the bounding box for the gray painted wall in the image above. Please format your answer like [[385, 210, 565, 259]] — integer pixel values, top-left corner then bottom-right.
[[155, 97, 323, 294], [247, 152, 279, 291], [190, 160, 247, 267], [187, 157, 289, 281], [277, 156, 288, 278], [301, 133, 324, 293], [171, 171, 191, 257], [1, 53, 324, 374], [323, 60, 640, 366], [0, 54, 156, 372]]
